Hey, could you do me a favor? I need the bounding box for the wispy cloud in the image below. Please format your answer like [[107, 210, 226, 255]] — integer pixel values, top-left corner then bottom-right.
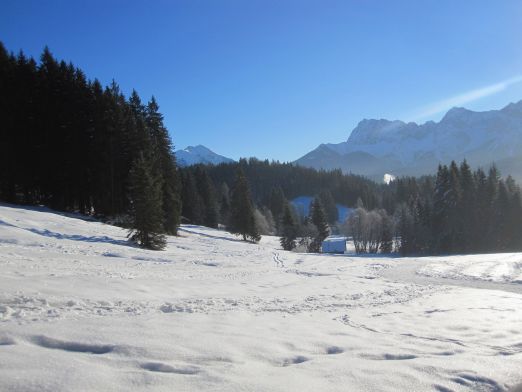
[[408, 75, 522, 122]]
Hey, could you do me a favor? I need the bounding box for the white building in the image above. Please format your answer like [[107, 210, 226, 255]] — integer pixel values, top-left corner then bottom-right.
[[321, 236, 347, 254]]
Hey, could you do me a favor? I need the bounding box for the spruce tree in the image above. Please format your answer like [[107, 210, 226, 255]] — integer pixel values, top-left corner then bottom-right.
[[280, 201, 297, 251], [181, 170, 205, 224], [447, 161, 462, 250], [146, 97, 181, 235], [318, 190, 338, 224], [194, 166, 219, 228], [396, 203, 414, 255], [128, 154, 166, 250], [269, 186, 286, 223], [308, 197, 329, 252], [219, 182, 231, 227], [432, 165, 451, 252], [459, 160, 476, 252], [229, 168, 260, 242]]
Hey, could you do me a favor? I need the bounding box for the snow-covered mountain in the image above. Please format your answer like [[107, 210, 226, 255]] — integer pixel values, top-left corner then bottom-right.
[[295, 101, 522, 181], [175, 145, 235, 167]]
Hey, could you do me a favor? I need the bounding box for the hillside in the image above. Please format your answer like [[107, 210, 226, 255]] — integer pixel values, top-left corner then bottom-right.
[[1, 203, 522, 391]]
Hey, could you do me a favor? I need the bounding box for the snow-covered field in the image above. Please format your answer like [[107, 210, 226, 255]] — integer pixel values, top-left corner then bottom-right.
[[1, 204, 522, 391], [417, 254, 522, 284]]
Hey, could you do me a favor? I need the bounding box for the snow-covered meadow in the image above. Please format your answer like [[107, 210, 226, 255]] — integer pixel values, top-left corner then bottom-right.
[[1, 203, 522, 391]]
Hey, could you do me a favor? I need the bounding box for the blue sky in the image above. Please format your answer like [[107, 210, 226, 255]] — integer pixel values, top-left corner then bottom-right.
[[2, 0, 522, 161]]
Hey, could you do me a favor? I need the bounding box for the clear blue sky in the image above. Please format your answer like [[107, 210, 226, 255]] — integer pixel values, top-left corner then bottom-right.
[[2, 0, 522, 161]]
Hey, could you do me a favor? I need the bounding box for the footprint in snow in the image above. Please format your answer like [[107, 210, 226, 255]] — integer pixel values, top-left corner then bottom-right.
[[141, 362, 200, 375], [0, 336, 16, 346], [360, 353, 417, 360], [282, 355, 309, 366], [326, 346, 344, 355], [31, 335, 114, 354]]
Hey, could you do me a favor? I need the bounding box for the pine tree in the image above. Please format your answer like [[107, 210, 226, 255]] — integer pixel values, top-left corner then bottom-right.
[[318, 190, 338, 224], [432, 165, 451, 252], [181, 170, 205, 224], [459, 160, 476, 252], [268, 186, 286, 223], [128, 154, 166, 250], [447, 161, 462, 250], [494, 180, 510, 250], [308, 197, 329, 252], [399, 204, 414, 254], [194, 166, 219, 228], [229, 168, 260, 242], [146, 96, 181, 235], [280, 201, 297, 251], [219, 182, 231, 227]]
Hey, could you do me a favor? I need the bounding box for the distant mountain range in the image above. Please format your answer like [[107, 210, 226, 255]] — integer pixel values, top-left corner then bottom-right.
[[175, 145, 235, 167], [295, 101, 522, 182]]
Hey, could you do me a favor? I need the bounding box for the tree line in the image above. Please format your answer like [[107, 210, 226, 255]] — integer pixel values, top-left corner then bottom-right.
[[181, 159, 522, 256], [344, 161, 522, 255]]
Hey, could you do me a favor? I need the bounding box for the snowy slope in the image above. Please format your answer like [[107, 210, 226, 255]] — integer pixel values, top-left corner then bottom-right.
[[175, 145, 234, 167], [296, 101, 522, 180], [1, 204, 522, 391]]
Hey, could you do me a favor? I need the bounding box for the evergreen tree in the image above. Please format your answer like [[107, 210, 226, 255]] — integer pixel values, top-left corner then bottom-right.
[[128, 154, 166, 250], [308, 197, 329, 252], [229, 168, 260, 242], [146, 97, 181, 234], [280, 201, 298, 251], [459, 160, 476, 252], [219, 182, 231, 227], [447, 161, 463, 250], [432, 165, 451, 252], [194, 166, 219, 228], [181, 170, 204, 224], [395, 203, 415, 255], [268, 186, 286, 220], [318, 190, 338, 224]]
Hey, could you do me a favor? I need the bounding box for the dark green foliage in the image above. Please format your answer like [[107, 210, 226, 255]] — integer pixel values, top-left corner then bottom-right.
[[280, 201, 298, 251], [128, 155, 166, 250], [0, 43, 181, 237], [145, 97, 181, 235], [187, 156, 522, 256], [219, 182, 231, 227], [229, 169, 260, 242], [308, 198, 330, 252], [181, 170, 204, 224], [269, 186, 286, 223], [199, 158, 382, 210], [394, 161, 522, 255], [318, 190, 338, 224], [179, 166, 219, 228], [194, 166, 219, 228]]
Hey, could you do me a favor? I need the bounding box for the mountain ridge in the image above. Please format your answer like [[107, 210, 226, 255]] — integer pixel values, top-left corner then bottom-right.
[[295, 100, 522, 181]]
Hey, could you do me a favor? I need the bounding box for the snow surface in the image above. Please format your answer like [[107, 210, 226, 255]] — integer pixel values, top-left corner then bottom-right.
[[1, 203, 522, 391], [417, 253, 522, 284]]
